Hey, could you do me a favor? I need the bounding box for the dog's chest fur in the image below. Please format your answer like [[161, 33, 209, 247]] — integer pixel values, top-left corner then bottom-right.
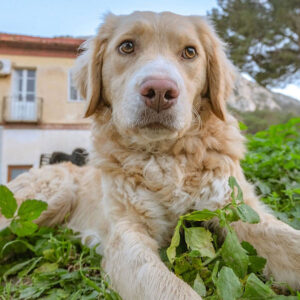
[[101, 151, 231, 246], [92, 110, 244, 246], [136, 154, 232, 244]]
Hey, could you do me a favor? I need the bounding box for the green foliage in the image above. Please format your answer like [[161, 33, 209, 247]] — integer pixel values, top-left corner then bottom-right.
[[0, 186, 17, 219], [242, 118, 300, 229], [18, 200, 48, 222], [0, 188, 121, 299], [215, 267, 242, 300], [1, 118, 299, 299], [165, 176, 299, 299], [209, 0, 300, 87], [164, 119, 300, 299], [0, 185, 48, 237]]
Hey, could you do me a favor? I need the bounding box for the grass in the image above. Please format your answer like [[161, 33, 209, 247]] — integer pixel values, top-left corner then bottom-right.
[[0, 225, 120, 299]]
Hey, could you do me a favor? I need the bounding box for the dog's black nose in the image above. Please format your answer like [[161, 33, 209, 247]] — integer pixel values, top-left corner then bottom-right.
[[140, 79, 179, 113]]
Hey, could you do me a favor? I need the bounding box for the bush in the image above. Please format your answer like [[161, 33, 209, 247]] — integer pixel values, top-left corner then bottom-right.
[[242, 118, 300, 229], [0, 187, 121, 299]]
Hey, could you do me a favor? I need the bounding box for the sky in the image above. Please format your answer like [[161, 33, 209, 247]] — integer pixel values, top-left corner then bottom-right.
[[0, 0, 217, 37], [0, 0, 299, 100]]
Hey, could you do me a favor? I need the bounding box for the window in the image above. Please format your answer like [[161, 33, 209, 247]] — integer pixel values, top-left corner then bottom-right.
[[11, 69, 37, 121], [7, 165, 32, 182], [12, 69, 36, 102], [68, 70, 84, 102]]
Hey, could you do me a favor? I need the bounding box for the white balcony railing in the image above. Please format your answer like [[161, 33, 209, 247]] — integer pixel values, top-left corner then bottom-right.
[[2, 96, 43, 123]]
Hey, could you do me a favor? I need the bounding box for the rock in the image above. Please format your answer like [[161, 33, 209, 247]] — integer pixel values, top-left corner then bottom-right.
[[228, 75, 300, 113]]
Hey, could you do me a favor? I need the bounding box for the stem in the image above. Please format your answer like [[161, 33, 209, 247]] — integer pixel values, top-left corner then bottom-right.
[[202, 248, 222, 267]]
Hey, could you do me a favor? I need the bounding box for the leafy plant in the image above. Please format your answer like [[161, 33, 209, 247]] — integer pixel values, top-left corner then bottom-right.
[[242, 118, 300, 229], [164, 177, 299, 299], [0, 185, 121, 299], [0, 185, 48, 238], [1, 118, 299, 299]]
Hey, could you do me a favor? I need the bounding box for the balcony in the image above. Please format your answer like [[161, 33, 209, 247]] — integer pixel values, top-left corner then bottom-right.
[[2, 96, 43, 123]]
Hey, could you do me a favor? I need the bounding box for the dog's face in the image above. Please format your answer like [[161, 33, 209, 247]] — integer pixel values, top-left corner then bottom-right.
[[73, 12, 235, 142]]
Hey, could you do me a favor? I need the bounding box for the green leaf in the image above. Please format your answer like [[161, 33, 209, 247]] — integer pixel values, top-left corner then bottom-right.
[[193, 273, 206, 297], [256, 181, 271, 195], [173, 254, 192, 275], [239, 121, 248, 131], [211, 260, 220, 285], [0, 185, 17, 218], [248, 255, 267, 273], [243, 273, 276, 299], [3, 258, 36, 280], [216, 267, 242, 300], [182, 210, 219, 221], [228, 176, 244, 204], [189, 250, 201, 257], [235, 204, 260, 224], [43, 249, 56, 262], [60, 270, 81, 281], [41, 288, 70, 300], [10, 219, 38, 237], [173, 253, 202, 286], [184, 227, 215, 258], [221, 229, 249, 278], [19, 286, 46, 299], [18, 257, 43, 277], [18, 199, 48, 221], [35, 262, 58, 273], [80, 271, 102, 293], [241, 241, 257, 255], [166, 220, 182, 263], [1, 239, 35, 256]]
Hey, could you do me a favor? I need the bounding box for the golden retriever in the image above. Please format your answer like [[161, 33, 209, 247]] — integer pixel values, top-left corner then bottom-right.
[[2, 11, 300, 300]]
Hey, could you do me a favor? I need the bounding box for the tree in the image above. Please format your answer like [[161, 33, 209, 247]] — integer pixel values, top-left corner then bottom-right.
[[209, 0, 300, 87]]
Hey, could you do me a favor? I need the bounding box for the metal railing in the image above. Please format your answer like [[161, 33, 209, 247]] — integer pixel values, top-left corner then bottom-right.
[[2, 96, 43, 123]]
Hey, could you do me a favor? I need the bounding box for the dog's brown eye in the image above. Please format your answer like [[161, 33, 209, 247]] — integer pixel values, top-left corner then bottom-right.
[[182, 47, 197, 59], [119, 41, 135, 54]]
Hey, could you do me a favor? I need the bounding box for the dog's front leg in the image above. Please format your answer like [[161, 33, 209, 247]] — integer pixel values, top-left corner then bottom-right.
[[0, 163, 80, 229], [102, 220, 202, 300], [232, 205, 300, 290]]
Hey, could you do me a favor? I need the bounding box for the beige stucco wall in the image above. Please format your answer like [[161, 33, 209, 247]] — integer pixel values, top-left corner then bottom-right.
[[0, 54, 89, 124], [0, 128, 91, 184], [0, 73, 10, 123]]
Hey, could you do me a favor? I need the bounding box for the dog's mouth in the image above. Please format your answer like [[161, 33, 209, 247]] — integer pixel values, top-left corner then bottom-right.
[[140, 122, 169, 130], [133, 108, 178, 131]]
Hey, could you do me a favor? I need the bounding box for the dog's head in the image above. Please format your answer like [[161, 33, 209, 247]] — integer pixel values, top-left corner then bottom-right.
[[73, 11, 235, 142]]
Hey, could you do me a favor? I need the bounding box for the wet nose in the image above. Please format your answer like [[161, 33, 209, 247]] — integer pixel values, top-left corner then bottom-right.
[[140, 79, 179, 113]]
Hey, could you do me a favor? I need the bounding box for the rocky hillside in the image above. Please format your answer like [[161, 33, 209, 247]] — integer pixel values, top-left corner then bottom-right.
[[228, 75, 300, 113]]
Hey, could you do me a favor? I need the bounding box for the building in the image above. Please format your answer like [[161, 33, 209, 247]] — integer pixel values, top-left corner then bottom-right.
[[0, 33, 91, 184]]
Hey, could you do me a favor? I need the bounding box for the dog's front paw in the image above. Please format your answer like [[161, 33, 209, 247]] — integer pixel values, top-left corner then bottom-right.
[[163, 275, 202, 300], [264, 264, 300, 291]]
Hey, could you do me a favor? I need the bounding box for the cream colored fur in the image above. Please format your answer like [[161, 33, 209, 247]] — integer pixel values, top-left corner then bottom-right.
[[1, 11, 300, 300]]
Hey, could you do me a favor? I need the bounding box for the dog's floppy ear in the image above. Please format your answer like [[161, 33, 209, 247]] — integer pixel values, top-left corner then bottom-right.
[[72, 14, 117, 117], [193, 17, 236, 121]]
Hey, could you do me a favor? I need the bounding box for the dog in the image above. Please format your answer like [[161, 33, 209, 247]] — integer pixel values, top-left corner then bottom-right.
[[2, 11, 300, 300]]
